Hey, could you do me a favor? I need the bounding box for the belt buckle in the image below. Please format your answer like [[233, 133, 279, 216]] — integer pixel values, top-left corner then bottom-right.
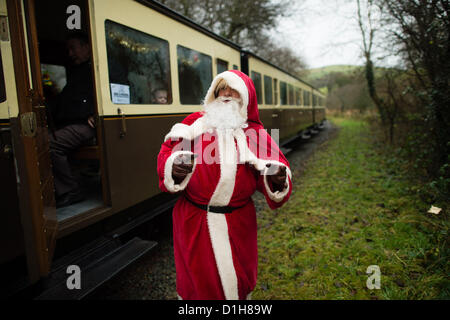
[[207, 204, 222, 214]]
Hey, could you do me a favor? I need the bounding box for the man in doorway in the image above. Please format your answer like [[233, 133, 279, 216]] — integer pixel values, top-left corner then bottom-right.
[[48, 31, 96, 208], [157, 70, 292, 300]]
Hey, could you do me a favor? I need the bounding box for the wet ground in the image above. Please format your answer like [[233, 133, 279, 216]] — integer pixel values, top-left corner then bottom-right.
[[86, 121, 337, 300]]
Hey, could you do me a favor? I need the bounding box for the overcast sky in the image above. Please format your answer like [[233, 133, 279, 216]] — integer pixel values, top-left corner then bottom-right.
[[271, 0, 365, 69]]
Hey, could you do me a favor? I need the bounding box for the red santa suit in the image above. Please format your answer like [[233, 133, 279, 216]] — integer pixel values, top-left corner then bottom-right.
[[157, 70, 292, 300]]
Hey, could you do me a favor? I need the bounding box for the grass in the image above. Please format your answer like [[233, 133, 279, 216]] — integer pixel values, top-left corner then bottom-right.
[[306, 65, 363, 81], [253, 117, 449, 300]]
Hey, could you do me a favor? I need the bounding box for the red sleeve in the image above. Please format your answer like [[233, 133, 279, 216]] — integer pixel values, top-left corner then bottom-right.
[[156, 112, 203, 193], [249, 123, 293, 209]]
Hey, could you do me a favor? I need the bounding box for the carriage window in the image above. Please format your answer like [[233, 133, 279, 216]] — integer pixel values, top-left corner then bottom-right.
[[280, 81, 287, 105], [0, 49, 6, 103], [303, 91, 311, 106], [288, 84, 294, 105], [105, 20, 172, 105], [295, 87, 301, 106], [264, 75, 273, 105], [312, 94, 317, 106], [177, 45, 212, 105], [251, 71, 262, 104], [217, 59, 228, 74], [273, 78, 278, 105]]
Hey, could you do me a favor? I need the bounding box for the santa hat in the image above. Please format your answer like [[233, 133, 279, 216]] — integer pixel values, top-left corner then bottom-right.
[[203, 70, 263, 126]]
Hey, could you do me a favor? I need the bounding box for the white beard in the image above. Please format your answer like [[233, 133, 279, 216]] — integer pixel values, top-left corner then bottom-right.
[[203, 96, 246, 130]]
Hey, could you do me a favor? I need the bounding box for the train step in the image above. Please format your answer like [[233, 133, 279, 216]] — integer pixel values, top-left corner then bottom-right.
[[301, 132, 312, 140], [35, 237, 157, 300]]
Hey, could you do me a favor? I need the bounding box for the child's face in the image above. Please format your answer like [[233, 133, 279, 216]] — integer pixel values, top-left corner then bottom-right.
[[155, 90, 167, 104]]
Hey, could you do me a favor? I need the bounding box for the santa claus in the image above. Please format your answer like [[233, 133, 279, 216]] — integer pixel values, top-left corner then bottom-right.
[[157, 70, 292, 300]]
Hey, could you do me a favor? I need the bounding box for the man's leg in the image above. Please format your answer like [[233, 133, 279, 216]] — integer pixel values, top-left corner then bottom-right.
[[49, 123, 95, 200]]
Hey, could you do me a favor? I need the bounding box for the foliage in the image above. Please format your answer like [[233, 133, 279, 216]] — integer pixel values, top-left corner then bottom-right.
[[355, 0, 450, 204], [307, 65, 361, 80], [156, 0, 307, 76], [306, 66, 374, 114], [378, 0, 450, 204], [255, 33, 308, 78], [253, 118, 449, 299]]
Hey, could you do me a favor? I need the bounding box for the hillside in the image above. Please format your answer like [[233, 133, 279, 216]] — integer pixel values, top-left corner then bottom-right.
[[304, 65, 374, 111], [305, 65, 364, 84]]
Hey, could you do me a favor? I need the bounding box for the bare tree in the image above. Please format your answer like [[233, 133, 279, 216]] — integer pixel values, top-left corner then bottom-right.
[[379, 0, 450, 171], [356, 0, 386, 123], [356, 0, 405, 143], [157, 0, 307, 73], [355, 0, 450, 197], [158, 0, 289, 43], [254, 33, 307, 78]]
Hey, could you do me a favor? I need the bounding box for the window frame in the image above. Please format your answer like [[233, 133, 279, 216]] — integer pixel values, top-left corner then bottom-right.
[[263, 75, 273, 105], [104, 19, 173, 106], [273, 78, 278, 105], [288, 84, 294, 106], [216, 58, 229, 74], [280, 81, 287, 106], [177, 44, 213, 105], [295, 87, 301, 106], [303, 91, 311, 106], [251, 70, 263, 105]]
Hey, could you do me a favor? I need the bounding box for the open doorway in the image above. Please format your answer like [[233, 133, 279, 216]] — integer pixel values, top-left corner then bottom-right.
[[33, 0, 104, 221]]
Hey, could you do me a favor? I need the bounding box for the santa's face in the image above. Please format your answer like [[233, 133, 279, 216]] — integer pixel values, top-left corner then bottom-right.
[[217, 86, 241, 101], [203, 86, 246, 130]]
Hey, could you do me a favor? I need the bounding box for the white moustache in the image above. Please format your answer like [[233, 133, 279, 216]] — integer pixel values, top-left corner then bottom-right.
[[216, 96, 242, 105]]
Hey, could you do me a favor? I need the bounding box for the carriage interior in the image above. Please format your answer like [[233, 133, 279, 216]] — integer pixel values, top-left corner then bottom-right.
[[34, 0, 103, 220]]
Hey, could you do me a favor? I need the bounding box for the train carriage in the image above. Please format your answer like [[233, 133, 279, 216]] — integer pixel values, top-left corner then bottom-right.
[[242, 51, 326, 142], [0, 0, 325, 298]]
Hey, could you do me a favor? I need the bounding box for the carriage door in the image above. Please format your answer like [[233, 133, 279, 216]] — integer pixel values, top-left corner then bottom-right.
[[7, 0, 57, 282]]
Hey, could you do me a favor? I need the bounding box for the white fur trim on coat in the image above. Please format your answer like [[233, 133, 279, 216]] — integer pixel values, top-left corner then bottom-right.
[[206, 129, 239, 300], [163, 151, 197, 193], [207, 212, 239, 300], [164, 117, 207, 142], [208, 129, 238, 206]]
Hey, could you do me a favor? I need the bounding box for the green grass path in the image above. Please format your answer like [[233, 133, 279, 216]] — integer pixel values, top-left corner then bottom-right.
[[253, 118, 449, 300]]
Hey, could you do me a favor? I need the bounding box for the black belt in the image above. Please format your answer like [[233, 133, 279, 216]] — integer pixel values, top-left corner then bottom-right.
[[184, 195, 248, 214]]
